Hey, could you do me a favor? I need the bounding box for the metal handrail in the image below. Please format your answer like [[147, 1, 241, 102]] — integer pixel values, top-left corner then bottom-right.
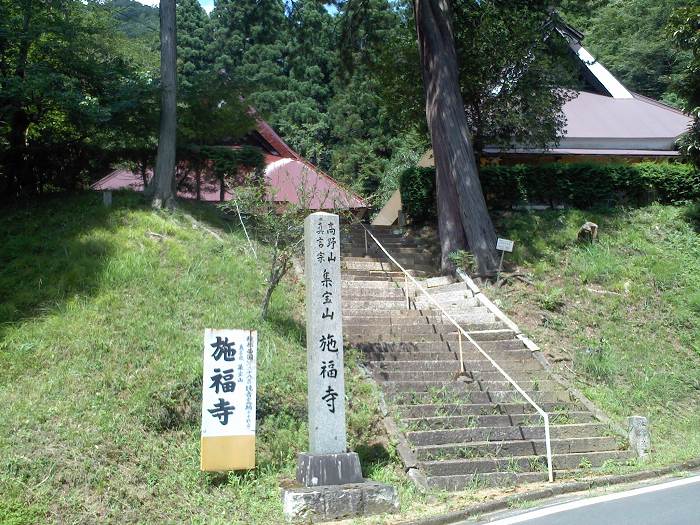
[[360, 224, 554, 483]]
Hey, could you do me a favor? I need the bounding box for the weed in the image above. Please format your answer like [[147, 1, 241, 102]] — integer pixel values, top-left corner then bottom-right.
[[578, 457, 593, 469], [505, 457, 521, 473]]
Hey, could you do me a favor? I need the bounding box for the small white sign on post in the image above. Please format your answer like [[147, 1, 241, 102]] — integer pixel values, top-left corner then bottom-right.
[[200, 328, 257, 471], [496, 238, 514, 253], [496, 238, 514, 283]]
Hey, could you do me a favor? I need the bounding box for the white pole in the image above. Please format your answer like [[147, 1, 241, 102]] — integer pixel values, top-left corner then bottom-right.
[[544, 413, 554, 482]]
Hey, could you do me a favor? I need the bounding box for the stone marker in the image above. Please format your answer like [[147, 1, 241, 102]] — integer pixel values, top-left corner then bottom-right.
[[283, 212, 398, 522], [297, 211, 362, 486], [627, 415, 651, 459]]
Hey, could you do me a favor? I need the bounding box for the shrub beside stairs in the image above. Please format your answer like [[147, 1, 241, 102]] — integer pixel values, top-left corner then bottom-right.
[[341, 224, 632, 490]]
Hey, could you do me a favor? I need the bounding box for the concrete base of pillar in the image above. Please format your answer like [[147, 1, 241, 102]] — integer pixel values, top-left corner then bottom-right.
[[296, 452, 363, 487], [281, 480, 399, 523]]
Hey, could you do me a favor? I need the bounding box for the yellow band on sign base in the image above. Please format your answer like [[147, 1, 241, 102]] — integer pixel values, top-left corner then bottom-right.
[[200, 435, 255, 471]]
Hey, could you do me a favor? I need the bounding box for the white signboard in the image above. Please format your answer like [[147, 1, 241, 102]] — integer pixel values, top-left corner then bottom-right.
[[201, 329, 257, 438], [496, 238, 514, 253]]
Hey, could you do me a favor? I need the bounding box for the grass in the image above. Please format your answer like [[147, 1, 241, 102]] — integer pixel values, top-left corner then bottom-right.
[[0, 192, 404, 524], [489, 203, 700, 469]]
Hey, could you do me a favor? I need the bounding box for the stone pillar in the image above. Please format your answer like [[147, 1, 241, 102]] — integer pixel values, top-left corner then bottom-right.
[[103, 190, 112, 207], [628, 415, 651, 458], [284, 213, 399, 522], [297, 212, 362, 487]]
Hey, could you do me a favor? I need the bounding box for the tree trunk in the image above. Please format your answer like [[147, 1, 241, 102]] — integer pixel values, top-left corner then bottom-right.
[[3, 4, 33, 200], [150, 0, 177, 209], [435, 162, 468, 271], [414, 0, 499, 274]]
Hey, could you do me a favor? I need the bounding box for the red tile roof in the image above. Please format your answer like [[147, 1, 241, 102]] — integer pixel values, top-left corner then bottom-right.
[[92, 119, 367, 210]]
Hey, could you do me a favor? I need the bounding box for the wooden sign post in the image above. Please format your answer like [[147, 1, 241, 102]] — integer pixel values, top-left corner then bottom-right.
[[200, 328, 257, 471], [495, 237, 514, 283]]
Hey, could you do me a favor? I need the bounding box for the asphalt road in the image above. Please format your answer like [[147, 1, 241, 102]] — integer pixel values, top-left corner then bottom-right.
[[467, 475, 700, 525]]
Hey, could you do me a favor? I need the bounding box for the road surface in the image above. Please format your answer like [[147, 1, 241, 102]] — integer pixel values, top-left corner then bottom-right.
[[466, 475, 700, 525]]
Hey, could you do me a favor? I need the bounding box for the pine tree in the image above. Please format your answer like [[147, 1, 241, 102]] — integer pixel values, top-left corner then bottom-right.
[[177, 0, 211, 87], [208, 0, 290, 117]]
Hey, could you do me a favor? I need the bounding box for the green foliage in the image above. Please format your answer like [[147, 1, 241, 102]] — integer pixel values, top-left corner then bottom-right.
[[481, 162, 700, 208], [176, 0, 212, 88], [399, 162, 699, 221], [684, 200, 700, 232], [560, 0, 695, 101], [0, 0, 159, 199], [491, 204, 700, 466], [669, 6, 700, 169], [447, 250, 477, 274], [398, 166, 436, 224], [366, 1, 578, 154]]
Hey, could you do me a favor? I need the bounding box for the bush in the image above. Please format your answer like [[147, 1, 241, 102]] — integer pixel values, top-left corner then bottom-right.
[[399, 166, 436, 224], [398, 162, 700, 222]]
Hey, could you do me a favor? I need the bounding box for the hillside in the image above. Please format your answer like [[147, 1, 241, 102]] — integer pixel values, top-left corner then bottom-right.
[[0, 193, 396, 524], [487, 204, 700, 468]]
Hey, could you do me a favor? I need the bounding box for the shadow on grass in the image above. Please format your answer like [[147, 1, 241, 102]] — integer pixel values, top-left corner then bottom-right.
[[0, 191, 147, 337], [356, 442, 393, 477]]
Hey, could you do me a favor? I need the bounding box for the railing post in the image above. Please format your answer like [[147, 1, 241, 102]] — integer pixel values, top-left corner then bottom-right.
[[544, 413, 554, 483], [405, 274, 409, 310], [364, 229, 368, 256], [458, 331, 464, 373]]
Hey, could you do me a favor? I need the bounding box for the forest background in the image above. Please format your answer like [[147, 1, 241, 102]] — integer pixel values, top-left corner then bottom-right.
[[0, 0, 697, 205]]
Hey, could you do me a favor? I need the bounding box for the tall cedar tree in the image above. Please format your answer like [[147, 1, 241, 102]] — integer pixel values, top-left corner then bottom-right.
[[150, 0, 178, 208], [414, 0, 498, 273], [176, 0, 211, 87]]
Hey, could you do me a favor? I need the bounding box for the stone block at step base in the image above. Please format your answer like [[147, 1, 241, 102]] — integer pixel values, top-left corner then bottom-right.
[[296, 452, 364, 487], [281, 480, 399, 523]]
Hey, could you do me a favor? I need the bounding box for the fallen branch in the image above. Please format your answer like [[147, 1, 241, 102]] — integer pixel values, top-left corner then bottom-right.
[[496, 272, 534, 287], [586, 287, 621, 296]]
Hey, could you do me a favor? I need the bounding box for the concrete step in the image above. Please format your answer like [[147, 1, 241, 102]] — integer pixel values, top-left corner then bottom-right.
[[343, 248, 432, 258], [388, 389, 573, 406], [346, 320, 509, 339], [402, 411, 597, 431], [348, 326, 515, 341], [342, 260, 435, 273], [362, 348, 535, 363], [415, 436, 621, 461], [343, 254, 436, 267], [426, 471, 548, 490], [420, 450, 634, 477], [414, 290, 475, 306], [406, 423, 608, 447], [342, 280, 405, 289], [369, 359, 539, 373], [356, 339, 526, 352], [396, 402, 582, 419], [344, 311, 498, 324], [413, 282, 469, 295], [374, 369, 552, 384], [343, 289, 407, 300], [422, 276, 457, 288], [348, 329, 528, 344], [381, 378, 562, 394], [367, 355, 542, 370]]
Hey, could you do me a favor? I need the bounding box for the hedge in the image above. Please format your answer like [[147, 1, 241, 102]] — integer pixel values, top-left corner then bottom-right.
[[399, 162, 700, 223]]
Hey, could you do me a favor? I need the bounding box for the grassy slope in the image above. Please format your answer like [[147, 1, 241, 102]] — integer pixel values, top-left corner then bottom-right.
[[488, 204, 700, 469], [0, 192, 407, 524]]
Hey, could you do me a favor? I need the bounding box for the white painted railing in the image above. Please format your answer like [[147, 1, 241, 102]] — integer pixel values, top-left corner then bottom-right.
[[360, 224, 554, 483]]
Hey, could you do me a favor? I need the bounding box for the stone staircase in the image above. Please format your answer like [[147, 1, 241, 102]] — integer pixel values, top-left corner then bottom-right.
[[341, 224, 632, 490]]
